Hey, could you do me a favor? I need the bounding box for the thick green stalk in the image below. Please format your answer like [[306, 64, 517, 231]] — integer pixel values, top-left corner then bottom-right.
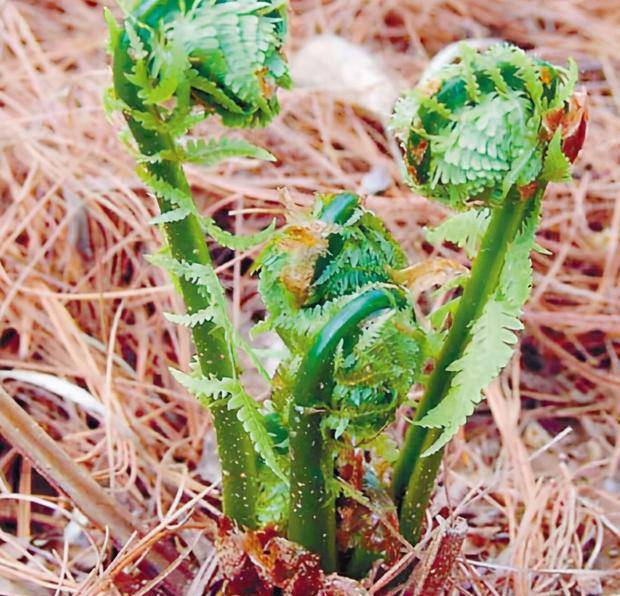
[[397, 433, 444, 542], [393, 187, 537, 542], [113, 33, 257, 527], [288, 288, 394, 572]]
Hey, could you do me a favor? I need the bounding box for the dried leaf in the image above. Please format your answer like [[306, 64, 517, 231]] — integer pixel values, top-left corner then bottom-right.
[[392, 259, 468, 300], [337, 451, 402, 563], [278, 224, 329, 305], [214, 518, 368, 594]]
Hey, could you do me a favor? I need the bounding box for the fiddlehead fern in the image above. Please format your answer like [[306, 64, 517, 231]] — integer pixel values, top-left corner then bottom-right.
[[256, 194, 423, 442], [255, 193, 424, 567], [287, 288, 396, 572], [392, 43, 586, 208], [106, 0, 290, 528], [390, 43, 587, 541]]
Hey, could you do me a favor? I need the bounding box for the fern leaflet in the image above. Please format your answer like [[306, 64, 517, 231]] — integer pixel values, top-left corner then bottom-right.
[[170, 369, 232, 406], [181, 137, 275, 166], [171, 368, 286, 482], [164, 307, 217, 328], [425, 209, 490, 259], [227, 381, 288, 483], [541, 128, 572, 183], [200, 216, 277, 250]]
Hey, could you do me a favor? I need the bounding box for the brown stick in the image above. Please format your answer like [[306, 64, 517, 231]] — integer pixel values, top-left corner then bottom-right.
[[0, 386, 194, 595]]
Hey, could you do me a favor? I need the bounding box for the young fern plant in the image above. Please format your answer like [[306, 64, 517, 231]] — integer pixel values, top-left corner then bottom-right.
[[106, 2, 587, 582], [390, 43, 587, 542], [105, 0, 290, 528], [104, 0, 424, 574], [254, 192, 426, 570]]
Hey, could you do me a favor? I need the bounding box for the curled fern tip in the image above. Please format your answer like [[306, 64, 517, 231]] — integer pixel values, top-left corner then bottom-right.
[[111, 0, 291, 128], [392, 43, 587, 208]]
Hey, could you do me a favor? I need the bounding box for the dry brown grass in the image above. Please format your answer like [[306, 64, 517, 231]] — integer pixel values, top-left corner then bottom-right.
[[0, 0, 619, 593]]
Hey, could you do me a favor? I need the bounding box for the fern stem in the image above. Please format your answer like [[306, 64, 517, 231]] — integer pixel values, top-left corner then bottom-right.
[[288, 288, 394, 572], [113, 32, 257, 528], [319, 192, 360, 225], [393, 186, 539, 542]]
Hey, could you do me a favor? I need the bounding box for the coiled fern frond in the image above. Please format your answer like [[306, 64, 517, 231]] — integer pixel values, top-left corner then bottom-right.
[[391, 43, 586, 208], [105, 0, 291, 528], [107, 0, 290, 129], [256, 193, 423, 443], [391, 43, 587, 542]]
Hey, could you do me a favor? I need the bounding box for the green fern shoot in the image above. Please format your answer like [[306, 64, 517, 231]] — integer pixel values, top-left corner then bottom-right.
[[107, 1, 588, 579], [254, 192, 425, 569], [390, 43, 587, 541], [106, 0, 290, 528]]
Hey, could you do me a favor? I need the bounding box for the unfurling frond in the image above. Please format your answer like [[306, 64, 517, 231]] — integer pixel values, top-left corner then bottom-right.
[[110, 1, 284, 280], [111, 0, 290, 131], [108, 0, 291, 530], [391, 43, 587, 208], [255, 194, 425, 442]]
